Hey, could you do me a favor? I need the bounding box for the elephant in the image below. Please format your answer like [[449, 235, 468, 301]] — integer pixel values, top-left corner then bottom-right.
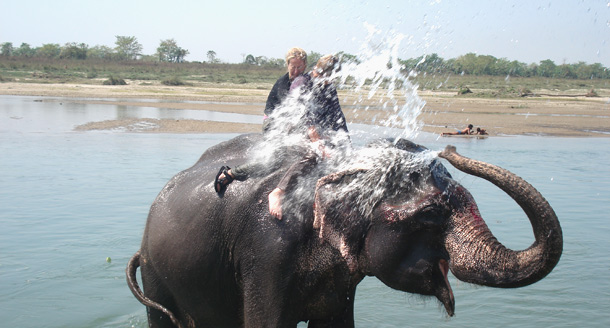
[[126, 133, 562, 328]]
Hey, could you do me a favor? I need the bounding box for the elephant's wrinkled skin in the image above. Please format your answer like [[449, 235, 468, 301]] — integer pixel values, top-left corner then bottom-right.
[[127, 134, 562, 328]]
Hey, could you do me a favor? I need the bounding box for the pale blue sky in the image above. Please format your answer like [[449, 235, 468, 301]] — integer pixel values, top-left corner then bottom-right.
[[2, 0, 609, 66]]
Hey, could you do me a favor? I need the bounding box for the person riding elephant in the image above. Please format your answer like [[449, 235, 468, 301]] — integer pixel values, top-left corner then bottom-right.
[[212, 47, 309, 204], [266, 54, 349, 219], [215, 54, 350, 220], [263, 47, 308, 133], [127, 134, 562, 328]]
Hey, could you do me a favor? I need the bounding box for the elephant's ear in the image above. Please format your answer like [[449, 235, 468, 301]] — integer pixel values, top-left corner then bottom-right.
[[313, 168, 368, 274]]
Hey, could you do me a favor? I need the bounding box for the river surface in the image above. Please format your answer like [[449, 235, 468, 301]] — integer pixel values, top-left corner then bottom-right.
[[1, 95, 609, 327]]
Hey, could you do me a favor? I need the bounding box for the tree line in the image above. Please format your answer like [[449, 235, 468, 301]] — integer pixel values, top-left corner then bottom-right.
[[400, 53, 609, 80], [0, 36, 191, 63], [2, 36, 608, 79]]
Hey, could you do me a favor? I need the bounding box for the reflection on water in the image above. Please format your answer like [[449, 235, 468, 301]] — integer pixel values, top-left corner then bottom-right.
[[1, 96, 609, 327], [0, 95, 262, 133]]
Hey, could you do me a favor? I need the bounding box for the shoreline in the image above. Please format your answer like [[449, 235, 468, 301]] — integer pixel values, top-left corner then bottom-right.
[[1, 81, 609, 137]]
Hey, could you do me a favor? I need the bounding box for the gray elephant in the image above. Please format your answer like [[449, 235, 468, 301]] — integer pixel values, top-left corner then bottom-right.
[[126, 134, 562, 328]]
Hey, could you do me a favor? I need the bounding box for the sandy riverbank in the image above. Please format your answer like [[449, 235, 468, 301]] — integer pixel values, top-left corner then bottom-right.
[[1, 81, 609, 137]]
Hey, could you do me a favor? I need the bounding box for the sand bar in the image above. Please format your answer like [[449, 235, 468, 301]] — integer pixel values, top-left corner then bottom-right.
[[1, 81, 609, 137]]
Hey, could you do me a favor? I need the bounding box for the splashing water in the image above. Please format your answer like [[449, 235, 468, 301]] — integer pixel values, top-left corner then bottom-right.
[[251, 24, 435, 222], [263, 23, 426, 150], [329, 143, 440, 219], [335, 23, 425, 141]]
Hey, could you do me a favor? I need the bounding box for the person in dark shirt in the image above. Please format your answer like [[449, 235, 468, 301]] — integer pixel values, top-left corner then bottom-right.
[[267, 54, 350, 219], [289, 54, 348, 135], [214, 47, 308, 193], [262, 47, 308, 132], [215, 55, 350, 221]]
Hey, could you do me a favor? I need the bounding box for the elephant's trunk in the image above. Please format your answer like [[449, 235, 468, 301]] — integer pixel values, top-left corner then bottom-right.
[[439, 146, 562, 288]]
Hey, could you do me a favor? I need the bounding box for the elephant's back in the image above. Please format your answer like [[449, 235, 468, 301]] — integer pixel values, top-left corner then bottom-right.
[[196, 133, 263, 168], [141, 133, 275, 251], [144, 133, 267, 228], [141, 132, 313, 257]]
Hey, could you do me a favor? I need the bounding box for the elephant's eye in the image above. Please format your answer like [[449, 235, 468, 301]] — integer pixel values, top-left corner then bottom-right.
[[416, 205, 446, 226]]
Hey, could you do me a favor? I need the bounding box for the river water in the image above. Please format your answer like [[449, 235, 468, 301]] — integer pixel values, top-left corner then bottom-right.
[[1, 95, 609, 327]]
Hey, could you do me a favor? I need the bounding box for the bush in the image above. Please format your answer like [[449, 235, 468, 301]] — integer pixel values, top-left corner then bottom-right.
[[458, 86, 472, 95], [102, 76, 126, 85], [586, 88, 598, 97], [161, 76, 187, 86], [519, 88, 533, 97]]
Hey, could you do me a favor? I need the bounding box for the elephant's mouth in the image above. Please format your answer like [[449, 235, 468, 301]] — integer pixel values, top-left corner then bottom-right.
[[437, 259, 455, 316]]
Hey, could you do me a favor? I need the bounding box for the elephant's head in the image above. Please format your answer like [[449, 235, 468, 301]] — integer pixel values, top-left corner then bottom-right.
[[312, 140, 562, 316]]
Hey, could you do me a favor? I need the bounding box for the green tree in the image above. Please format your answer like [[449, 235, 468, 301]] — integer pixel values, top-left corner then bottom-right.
[[494, 57, 512, 75], [139, 54, 158, 62], [454, 53, 480, 74], [587, 63, 608, 79], [556, 64, 576, 79], [256, 56, 270, 65], [399, 56, 422, 73], [474, 55, 497, 75], [115, 36, 142, 60], [60, 42, 88, 59], [268, 58, 285, 67], [1, 42, 13, 56], [14, 43, 36, 57], [337, 51, 358, 64], [243, 54, 283, 67], [395, 53, 609, 79], [418, 53, 445, 74], [175, 48, 189, 63], [87, 45, 114, 60], [444, 58, 457, 73], [527, 63, 538, 77], [37, 43, 61, 58], [244, 54, 257, 65], [156, 39, 189, 63], [509, 60, 530, 77], [537, 59, 557, 77], [206, 50, 218, 63], [307, 51, 322, 70], [572, 61, 590, 79]]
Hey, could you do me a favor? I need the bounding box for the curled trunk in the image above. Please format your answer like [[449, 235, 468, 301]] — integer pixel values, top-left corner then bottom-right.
[[439, 146, 562, 288]]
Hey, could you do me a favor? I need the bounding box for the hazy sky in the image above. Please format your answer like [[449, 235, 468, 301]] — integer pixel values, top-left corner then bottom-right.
[[2, 0, 609, 66]]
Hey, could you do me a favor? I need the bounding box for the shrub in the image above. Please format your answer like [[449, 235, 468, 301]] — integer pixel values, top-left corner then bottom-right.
[[586, 88, 598, 97], [103, 76, 127, 85], [519, 88, 533, 97], [161, 76, 187, 86], [458, 86, 472, 95]]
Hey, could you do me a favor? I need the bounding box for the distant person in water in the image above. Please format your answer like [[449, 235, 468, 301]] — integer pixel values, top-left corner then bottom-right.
[[441, 124, 473, 136], [475, 127, 488, 135], [263, 47, 308, 133]]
